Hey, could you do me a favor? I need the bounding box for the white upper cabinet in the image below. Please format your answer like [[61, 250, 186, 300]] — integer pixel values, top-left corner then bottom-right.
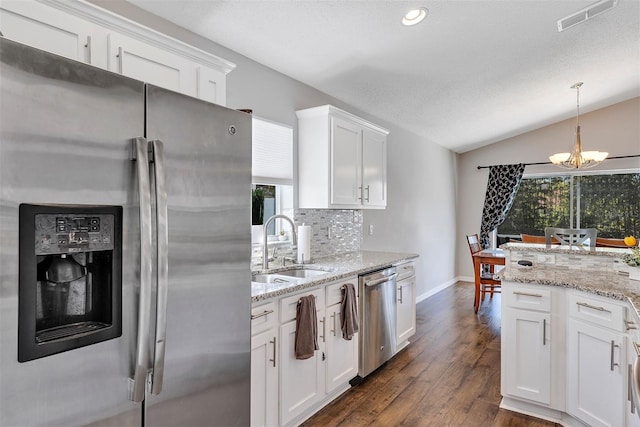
[[0, 1, 93, 63], [297, 105, 389, 209], [362, 127, 387, 208], [0, 0, 233, 106]]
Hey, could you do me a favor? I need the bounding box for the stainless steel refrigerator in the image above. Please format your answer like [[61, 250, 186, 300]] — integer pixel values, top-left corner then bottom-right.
[[0, 37, 252, 426]]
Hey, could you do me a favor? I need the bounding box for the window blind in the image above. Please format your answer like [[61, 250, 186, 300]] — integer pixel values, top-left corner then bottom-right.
[[252, 117, 293, 185]]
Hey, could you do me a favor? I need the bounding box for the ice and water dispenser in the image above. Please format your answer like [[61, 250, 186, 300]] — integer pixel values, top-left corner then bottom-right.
[[18, 204, 122, 362]]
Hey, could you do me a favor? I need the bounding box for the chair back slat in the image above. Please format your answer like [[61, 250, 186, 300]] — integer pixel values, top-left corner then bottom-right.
[[544, 227, 597, 247], [596, 237, 628, 248], [466, 234, 482, 255]]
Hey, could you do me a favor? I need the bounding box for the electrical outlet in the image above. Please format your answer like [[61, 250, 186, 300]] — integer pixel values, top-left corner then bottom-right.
[[368, 224, 374, 235]]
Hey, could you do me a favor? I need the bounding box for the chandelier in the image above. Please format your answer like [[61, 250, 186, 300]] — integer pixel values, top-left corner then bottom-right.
[[549, 82, 608, 169]]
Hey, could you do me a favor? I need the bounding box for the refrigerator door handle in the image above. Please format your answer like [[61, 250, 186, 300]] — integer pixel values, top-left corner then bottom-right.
[[149, 139, 169, 396], [129, 137, 153, 403]]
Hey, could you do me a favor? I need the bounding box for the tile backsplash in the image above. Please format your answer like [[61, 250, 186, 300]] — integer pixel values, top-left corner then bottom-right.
[[251, 209, 363, 270]]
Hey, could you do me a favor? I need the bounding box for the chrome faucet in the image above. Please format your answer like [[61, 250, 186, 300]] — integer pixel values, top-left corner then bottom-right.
[[262, 214, 298, 269]]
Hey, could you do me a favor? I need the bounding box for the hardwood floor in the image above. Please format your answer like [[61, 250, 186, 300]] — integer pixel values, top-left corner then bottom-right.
[[302, 281, 559, 427]]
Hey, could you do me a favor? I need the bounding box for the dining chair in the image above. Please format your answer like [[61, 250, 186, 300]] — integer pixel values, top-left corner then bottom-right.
[[466, 234, 501, 312], [595, 237, 628, 248], [521, 234, 558, 244], [544, 227, 597, 247]]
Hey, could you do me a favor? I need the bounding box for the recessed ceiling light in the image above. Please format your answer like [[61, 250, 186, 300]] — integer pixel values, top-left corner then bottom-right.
[[402, 7, 428, 26]]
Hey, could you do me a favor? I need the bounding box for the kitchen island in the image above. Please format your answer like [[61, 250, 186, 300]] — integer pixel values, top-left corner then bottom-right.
[[499, 242, 639, 427]]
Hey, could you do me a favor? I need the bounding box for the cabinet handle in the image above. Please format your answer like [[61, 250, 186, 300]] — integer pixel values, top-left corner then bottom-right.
[[626, 320, 638, 330], [542, 319, 546, 346], [513, 291, 543, 298], [629, 364, 636, 414], [357, 186, 363, 201], [611, 340, 620, 371], [364, 185, 370, 202], [251, 309, 274, 320], [85, 36, 92, 64], [330, 312, 337, 337], [398, 286, 403, 304], [576, 301, 611, 313], [320, 317, 326, 343], [269, 337, 276, 368]]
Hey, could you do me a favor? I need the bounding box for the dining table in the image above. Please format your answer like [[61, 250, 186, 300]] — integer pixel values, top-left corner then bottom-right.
[[472, 248, 506, 313]]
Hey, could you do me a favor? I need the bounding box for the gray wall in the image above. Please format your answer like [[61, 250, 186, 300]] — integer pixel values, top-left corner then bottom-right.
[[456, 97, 640, 280], [90, 1, 458, 299]]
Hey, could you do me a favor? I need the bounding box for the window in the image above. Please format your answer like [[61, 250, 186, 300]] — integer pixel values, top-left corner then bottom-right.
[[251, 117, 294, 241], [498, 172, 640, 242]]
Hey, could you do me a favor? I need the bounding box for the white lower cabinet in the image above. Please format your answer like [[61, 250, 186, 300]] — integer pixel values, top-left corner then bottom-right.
[[251, 329, 278, 427], [279, 315, 325, 426], [567, 318, 625, 427], [325, 303, 358, 394], [502, 307, 552, 405], [626, 325, 640, 427], [502, 282, 636, 426], [250, 302, 279, 427], [396, 275, 416, 351], [251, 276, 362, 426]]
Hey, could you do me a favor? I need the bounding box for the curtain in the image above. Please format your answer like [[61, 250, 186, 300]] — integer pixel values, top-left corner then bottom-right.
[[480, 164, 525, 248]]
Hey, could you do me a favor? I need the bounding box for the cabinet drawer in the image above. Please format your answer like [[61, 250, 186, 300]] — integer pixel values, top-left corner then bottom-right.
[[503, 284, 551, 312], [326, 277, 358, 307], [280, 288, 324, 323], [251, 301, 277, 336], [395, 261, 415, 282], [568, 291, 625, 332]]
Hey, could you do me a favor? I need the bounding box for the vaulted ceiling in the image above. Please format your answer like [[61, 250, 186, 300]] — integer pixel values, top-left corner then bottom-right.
[[128, 0, 640, 153]]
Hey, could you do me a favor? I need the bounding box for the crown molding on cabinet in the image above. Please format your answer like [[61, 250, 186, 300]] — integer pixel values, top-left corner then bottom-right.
[[296, 105, 390, 136], [39, 0, 236, 74]]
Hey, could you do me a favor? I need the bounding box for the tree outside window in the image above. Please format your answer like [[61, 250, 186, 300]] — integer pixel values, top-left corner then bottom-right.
[[498, 172, 640, 242]]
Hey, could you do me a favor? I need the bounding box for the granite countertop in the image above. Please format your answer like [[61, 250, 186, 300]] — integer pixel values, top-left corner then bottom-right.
[[503, 263, 640, 317], [501, 242, 631, 258], [251, 250, 419, 302]]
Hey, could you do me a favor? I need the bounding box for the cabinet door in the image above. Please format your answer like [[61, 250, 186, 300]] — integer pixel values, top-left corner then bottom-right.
[[0, 2, 92, 63], [330, 116, 362, 206], [502, 307, 551, 405], [362, 128, 387, 208], [396, 277, 416, 350], [251, 329, 278, 427], [567, 318, 625, 427], [279, 315, 325, 425], [627, 331, 640, 427], [108, 32, 197, 97], [325, 304, 358, 394], [197, 66, 227, 106]]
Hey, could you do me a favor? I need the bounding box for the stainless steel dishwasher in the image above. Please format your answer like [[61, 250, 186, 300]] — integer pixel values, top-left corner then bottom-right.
[[358, 266, 398, 378]]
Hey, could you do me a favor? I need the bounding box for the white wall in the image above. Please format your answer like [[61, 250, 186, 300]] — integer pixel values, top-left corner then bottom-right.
[[90, 0, 460, 299], [456, 97, 640, 280]]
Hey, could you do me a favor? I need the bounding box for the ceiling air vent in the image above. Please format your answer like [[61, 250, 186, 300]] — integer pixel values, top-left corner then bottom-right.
[[557, 0, 619, 32]]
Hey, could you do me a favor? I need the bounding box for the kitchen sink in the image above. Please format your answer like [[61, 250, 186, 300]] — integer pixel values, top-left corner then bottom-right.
[[275, 268, 330, 279], [251, 274, 299, 284]]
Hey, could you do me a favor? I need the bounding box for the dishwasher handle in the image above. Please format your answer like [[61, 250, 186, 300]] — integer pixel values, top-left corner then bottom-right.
[[365, 273, 398, 287]]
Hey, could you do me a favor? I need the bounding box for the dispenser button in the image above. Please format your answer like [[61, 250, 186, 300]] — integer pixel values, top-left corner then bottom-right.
[[90, 225, 100, 232], [90, 217, 100, 225]]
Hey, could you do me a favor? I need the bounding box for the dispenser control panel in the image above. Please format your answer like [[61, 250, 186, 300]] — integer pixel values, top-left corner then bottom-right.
[[35, 213, 115, 255]]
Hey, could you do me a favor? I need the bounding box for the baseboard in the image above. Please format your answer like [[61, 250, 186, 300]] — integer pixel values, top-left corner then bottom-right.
[[416, 277, 458, 303], [499, 397, 588, 427], [457, 275, 474, 283]]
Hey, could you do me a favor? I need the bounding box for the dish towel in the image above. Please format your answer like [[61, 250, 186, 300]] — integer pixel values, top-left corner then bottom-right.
[[341, 283, 359, 340], [295, 295, 319, 360]]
